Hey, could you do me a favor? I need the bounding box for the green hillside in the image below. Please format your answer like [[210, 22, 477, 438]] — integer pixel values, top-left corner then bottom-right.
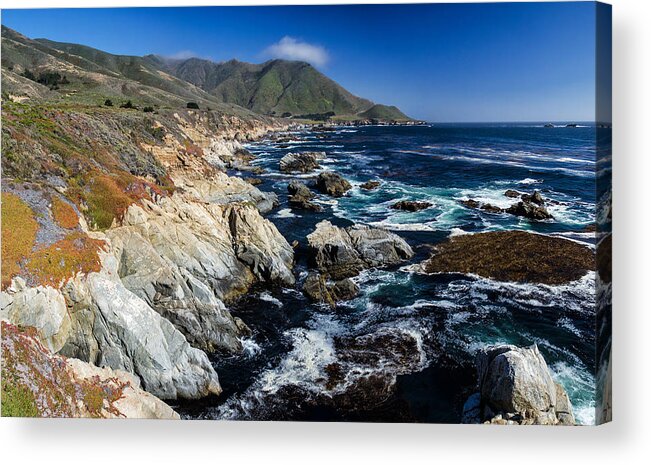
[[1, 26, 411, 121], [357, 104, 411, 122], [157, 57, 379, 117]]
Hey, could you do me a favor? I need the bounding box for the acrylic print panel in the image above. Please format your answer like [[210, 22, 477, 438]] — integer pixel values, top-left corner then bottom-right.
[[0, 2, 611, 424]]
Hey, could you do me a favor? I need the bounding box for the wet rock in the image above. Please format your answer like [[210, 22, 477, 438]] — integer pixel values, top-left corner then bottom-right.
[[287, 180, 313, 198], [504, 189, 521, 198], [462, 344, 575, 425], [391, 200, 433, 212], [303, 272, 335, 308], [460, 199, 480, 209], [521, 190, 545, 206], [279, 152, 324, 173], [302, 272, 359, 307], [307, 220, 414, 280], [330, 278, 359, 301], [287, 180, 322, 212], [421, 230, 594, 285], [360, 180, 381, 190], [315, 172, 352, 197], [505, 200, 553, 221], [480, 203, 503, 213]]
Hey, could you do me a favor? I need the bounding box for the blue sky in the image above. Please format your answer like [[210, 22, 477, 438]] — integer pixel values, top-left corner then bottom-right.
[[2, 3, 598, 122]]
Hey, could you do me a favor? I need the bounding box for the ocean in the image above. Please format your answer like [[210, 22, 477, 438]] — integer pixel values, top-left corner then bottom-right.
[[177, 123, 599, 424]]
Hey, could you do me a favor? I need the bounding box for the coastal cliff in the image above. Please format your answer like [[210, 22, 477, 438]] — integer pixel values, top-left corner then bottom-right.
[[1, 101, 296, 414]]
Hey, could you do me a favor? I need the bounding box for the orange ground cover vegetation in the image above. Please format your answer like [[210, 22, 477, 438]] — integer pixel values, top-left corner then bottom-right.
[[26, 232, 105, 287], [1, 192, 38, 288], [51, 196, 79, 229], [83, 172, 171, 230], [1, 192, 105, 289]]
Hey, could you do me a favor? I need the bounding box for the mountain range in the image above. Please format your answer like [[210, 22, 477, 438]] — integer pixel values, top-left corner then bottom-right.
[[1, 26, 410, 122]]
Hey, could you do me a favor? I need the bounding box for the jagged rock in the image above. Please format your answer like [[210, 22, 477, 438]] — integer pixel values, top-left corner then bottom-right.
[[303, 272, 335, 307], [287, 180, 322, 212], [330, 278, 359, 301], [59, 254, 222, 400], [1, 279, 71, 353], [505, 200, 553, 221], [315, 172, 352, 197], [107, 228, 247, 353], [462, 344, 575, 425], [391, 200, 433, 212], [421, 230, 594, 285], [521, 190, 545, 205], [1, 322, 178, 419], [279, 152, 324, 173], [287, 180, 314, 198], [306, 220, 414, 280], [360, 180, 381, 190], [227, 203, 296, 286], [116, 192, 294, 303], [302, 273, 359, 307]]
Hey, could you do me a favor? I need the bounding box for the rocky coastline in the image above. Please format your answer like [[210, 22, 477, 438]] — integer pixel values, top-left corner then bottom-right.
[[1, 108, 592, 421]]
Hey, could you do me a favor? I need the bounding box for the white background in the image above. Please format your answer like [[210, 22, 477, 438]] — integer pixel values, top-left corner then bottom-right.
[[0, 0, 649, 463]]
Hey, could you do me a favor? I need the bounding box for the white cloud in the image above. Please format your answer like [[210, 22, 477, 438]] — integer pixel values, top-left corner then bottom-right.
[[263, 36, 329, 67]]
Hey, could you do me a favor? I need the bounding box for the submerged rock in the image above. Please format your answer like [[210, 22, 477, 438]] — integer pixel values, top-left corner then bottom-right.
[[391, 200, 433, 212], [460, 199, 480, 209], [480, 203, 503, 213], [505, 200, 553, 221], [421, 230, 594, 285], [462, 344, 575, 425], [315, 172, 352, 197], [279, 152, 324, 173], [504, 189, 521, 198], [360, 180, 381, 190], [306, 220, 414, 280]]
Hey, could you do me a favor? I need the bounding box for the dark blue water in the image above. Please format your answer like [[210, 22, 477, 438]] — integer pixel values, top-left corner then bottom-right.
[[179, 124, 599, 424]]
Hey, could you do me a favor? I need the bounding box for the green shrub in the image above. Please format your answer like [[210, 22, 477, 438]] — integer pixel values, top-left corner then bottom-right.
[[186, 102, 199, 109]]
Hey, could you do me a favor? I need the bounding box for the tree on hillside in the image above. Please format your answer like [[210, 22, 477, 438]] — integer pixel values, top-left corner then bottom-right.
[[21, 69, 36, 81], [120, 100, 135, 109], [104, 99, 113, 107], [186, 102, 199, 109]]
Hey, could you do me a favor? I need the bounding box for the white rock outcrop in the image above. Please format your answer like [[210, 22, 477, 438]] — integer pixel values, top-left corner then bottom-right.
[[462, 344, 575, 425]]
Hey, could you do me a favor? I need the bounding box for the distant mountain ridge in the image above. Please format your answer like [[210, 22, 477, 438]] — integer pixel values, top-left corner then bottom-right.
[[1, 26, 411, 121]]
